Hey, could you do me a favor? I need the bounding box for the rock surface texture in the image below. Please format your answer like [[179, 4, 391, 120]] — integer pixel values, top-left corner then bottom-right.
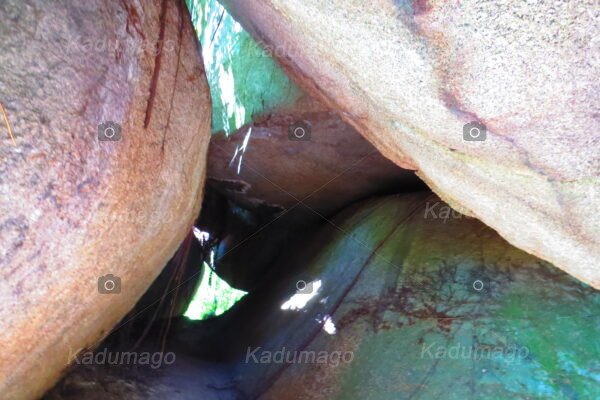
[[226, 194, 600, 399], [44, 193, 600, 399], [206, 96, 422, 290], [0, 1, 211, 399], [208, 96, 421, 223], [222, 0, 600, 288]]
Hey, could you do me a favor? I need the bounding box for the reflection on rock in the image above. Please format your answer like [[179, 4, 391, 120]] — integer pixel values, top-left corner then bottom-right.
[[208, 98, 422, 224]]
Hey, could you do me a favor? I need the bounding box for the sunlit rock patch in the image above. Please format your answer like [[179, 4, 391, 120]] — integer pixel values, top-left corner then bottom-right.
[[0, 1, 211, 397], [186, 0, 301, 134], [220, 0, 600, 289]]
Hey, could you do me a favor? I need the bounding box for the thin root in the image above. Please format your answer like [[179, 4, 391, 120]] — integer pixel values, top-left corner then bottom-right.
[[0, 102, 16, 146]]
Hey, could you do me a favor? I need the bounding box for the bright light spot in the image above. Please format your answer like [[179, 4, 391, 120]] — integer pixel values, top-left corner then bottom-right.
[[237, 154, 244, 174], [184, 262, 247, 320], [192, 227, 210, 245], [229, 126, 253, 174], [240, 126, 252, 151], [229, 147, 239, 166], [322, 315, 337, 335], [280, 280, 322, 311], [218, 63, 246, 134], [232, 18, 243, 33]]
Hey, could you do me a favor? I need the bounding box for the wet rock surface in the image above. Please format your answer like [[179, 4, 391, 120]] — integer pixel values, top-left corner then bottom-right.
[[47, 193, 600, 399], [225, 193, 600, 399]]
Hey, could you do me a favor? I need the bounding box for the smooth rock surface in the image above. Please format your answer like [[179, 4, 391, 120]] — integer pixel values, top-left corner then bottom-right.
[[222, 0, 600, 288], [42, 193, 600, 399], [0, 1, 211, 398], [208, 96, 422, 223], [224, 194, 600, 399], [206, 95, 422, 290]]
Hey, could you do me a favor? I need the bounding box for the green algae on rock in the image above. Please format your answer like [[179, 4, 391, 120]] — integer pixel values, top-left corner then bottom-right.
[[222, 194, 600, 399], [186, 0, 302, 134]]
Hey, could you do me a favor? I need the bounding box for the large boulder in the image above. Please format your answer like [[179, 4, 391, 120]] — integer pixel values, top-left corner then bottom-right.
[[206, 95, 422, 290], [0, 1, 210, 398], [218, 194, 600, 399], [208, 96, 421, 223], [42, 193, 600, 399], [221, 0, 600, 288]]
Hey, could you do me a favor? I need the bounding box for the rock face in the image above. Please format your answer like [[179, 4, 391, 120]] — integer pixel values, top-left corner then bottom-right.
[[0, 1, 210, 399], [208, 96, 422, 223], [206, 96, 422, 290], [42, 193, 600, 399], [221, 0, 600, 288], [219, 194, 600, 399]]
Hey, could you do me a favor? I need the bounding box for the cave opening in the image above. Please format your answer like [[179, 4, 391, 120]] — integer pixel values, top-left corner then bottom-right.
[[184, 262, 247, 321]]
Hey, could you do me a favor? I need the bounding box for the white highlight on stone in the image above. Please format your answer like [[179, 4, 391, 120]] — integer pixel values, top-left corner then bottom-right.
[[280, 280, 322, 311], [193, 227, 210, 245], [322, 315, 337, 335]]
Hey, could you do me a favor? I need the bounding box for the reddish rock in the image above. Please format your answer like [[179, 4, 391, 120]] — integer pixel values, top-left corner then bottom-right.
[[208, 97, 422, 224], [222, 0, 600, 288], [206, 97, 421, 290], [0, 1, 211, 398]]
